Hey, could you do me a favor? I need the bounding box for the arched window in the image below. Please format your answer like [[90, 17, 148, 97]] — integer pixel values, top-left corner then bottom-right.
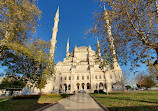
[[77, 76, 79, 80], [95, 75, 97, 79], [96, 83, 98, 89], [99, 75, 101, 79], [60, 84, 62, 89]]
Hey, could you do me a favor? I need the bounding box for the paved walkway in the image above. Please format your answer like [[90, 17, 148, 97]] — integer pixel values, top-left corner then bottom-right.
[[43, 93, 105, 111]]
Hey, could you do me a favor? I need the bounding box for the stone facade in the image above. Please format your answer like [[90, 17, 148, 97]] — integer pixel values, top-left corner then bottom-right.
[[42, 44, 123, 94]]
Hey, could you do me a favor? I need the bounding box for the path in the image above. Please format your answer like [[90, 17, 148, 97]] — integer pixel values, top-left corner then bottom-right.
[[43, 93, 105, 111]]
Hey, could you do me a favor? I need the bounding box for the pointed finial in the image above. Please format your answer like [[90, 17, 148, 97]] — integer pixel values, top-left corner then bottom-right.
[[66, 37, 69, 53], [104, 5, 106, 10], [57, 6, 59, 14], [55, 6, 59, 19], [97, 38, 99, 44]]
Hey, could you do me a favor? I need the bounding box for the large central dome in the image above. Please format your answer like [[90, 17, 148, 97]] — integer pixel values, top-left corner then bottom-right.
[[77, 46, 87, 49]]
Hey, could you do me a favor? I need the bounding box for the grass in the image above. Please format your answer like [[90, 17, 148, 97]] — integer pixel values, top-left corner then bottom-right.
[[0, 94, 69, 111], [90, 91, 158, 111]]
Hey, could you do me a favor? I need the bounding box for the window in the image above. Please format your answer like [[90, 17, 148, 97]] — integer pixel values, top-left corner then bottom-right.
[[95, 76, 97, 79], [99, 75, 101, 79], [77, 76, 79, 80], [82, 76, 84, 80], [65, 77, 67, 80], [87, 76, 89, 80], [69, 76, 71, 80], [68, 84, 71, 90], [110, 75, 112, 79], [104, 75, 106, 79]]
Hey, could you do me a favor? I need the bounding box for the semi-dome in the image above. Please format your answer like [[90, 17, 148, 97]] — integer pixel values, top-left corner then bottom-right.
[[56, 61, 63, 65]]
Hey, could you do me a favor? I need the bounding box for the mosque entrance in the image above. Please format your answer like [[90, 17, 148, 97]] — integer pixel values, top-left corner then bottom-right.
[[87, 83, 90, 89], [76, 83, 80, 90], [99, 82, 104, 90], [82, 83, 85, 90], [64, 84, 67, 92]]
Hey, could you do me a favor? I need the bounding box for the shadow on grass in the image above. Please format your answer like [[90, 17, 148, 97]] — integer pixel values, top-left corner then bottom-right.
[[0, 94, 71, 111], [107, 105, 158, 111], [0, 96, 49, 111]]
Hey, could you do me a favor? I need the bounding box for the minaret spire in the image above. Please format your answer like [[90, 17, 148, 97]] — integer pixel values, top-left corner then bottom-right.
[[50, 6, 59, 59], [66, 38, 69, 57], [97, 38, 101, 56], [66, 38, 69, 53], [103, 6, 121, 70]]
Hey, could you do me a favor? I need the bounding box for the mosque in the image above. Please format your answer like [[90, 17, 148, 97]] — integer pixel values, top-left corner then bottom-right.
[[42, 7, 124, 94]]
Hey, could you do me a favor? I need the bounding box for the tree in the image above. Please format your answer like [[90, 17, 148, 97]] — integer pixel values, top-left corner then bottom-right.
[[0, 0, 54, 89], [125, 85, 132, 90], [0, 0, 42, 76], [0, 0, 41, 44], [0, 38, 53, 90], [0, 75, 26, 89], [90, 0, 158, 70], [135, 71, 146, 88], [136, 75, 156, 89]]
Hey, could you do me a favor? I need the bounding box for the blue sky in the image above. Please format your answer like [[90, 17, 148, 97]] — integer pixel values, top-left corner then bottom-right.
[[35, 0, 101, 63]]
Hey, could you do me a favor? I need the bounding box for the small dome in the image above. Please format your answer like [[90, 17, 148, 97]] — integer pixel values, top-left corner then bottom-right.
[[56, 61, 63, 65]]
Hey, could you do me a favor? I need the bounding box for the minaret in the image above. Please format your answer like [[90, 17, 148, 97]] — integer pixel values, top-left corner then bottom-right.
[[97, 38, 101, 57], [50, 6, 59, 59], [103, 6, 121, 70], [66, 38, 69, 57]]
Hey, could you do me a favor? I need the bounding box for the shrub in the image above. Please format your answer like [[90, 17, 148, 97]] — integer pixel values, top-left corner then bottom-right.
[[12, 95, 40, 99], [94, 90, 98, 93]]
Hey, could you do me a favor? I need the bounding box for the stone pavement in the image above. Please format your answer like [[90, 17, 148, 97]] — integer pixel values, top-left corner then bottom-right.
[[43, 93, 105, 111]]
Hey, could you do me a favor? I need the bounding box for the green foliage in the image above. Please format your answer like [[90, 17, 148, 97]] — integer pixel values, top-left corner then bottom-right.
[[125, 85, 132, 90], [0, 0, 55, 89], [0, 0, 41, 44], [0, 38, 52, 88], [0, 75, 26, 89]]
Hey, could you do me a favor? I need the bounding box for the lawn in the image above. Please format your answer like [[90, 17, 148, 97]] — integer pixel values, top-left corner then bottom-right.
[[91, 91, 158, 111], [0, 94, 69, 111]]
